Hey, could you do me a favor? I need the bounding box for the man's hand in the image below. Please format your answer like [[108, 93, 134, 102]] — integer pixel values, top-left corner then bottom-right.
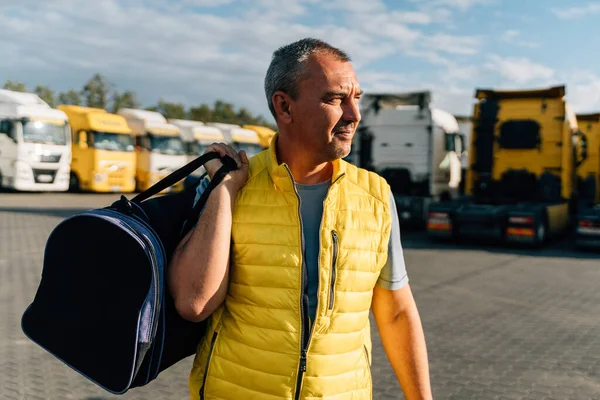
[[203, 143, 249, 193], [372, 284, 433, 400]]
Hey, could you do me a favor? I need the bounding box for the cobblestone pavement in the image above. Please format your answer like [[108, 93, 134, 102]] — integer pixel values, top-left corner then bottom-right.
[[1, 192, 600, 400]]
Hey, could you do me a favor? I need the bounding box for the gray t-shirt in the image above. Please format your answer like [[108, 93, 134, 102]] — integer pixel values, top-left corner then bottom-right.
[[193, 177, 409, 323]]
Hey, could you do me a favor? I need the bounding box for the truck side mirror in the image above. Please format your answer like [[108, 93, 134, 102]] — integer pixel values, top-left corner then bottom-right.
[[78, 131, 88, 149], [458, 133, 467, 157]]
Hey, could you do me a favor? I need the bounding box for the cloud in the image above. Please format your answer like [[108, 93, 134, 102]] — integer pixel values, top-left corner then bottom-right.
[[422, 34, 482, 55], [551, 3, 600, 19], [319, 0, 386, 13], [500, 30, 540, 48], [410, 0, 492, 11], [564, 71, 600, 113], [485, 55, 554, 84]]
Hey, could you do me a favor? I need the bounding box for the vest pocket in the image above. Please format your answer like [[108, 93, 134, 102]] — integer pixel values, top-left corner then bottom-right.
[[328, 230, 339, 311], [363, 345, 373, 399], [199, 331, 219, 399]]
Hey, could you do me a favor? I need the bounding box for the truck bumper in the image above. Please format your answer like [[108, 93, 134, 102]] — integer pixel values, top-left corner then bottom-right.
[[575, 208, 600, 249], [394, 195, 429, 228]]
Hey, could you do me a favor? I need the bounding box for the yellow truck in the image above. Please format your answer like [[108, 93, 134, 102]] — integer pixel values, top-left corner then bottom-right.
[[242, 125, 276, 149], [58, 105, 136, 193], [427, 85, 586, 247], [574, 113, 600, 248], [117, 108, 187, 193]]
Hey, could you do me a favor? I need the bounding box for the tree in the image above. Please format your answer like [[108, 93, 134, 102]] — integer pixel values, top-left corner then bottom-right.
[[34, 85, 55, 107], [3, 80, 27, 92], [188, 104, 213, 122], [147, 99, 186, 120], [212, 100, 237, 124], [58, 89, 82, 106], [236, 107, 255, 125], [111, 90, 139, 113], [81, 73, 111, 109]]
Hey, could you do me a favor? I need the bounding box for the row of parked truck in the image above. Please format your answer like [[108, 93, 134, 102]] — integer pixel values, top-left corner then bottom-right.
[[347, 85, 599, 250], [0, 88, 275, 194]]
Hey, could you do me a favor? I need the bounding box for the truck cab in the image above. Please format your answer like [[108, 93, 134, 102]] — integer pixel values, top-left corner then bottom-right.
[[117, 108, 187, 193], [242, 125, 277, 150], [206, 123, 263, 158], [427, 85, 586, 246], [574, 113, 600, 248], [169, 119, 227, 187], [0, 89, 71, 191], [58, 105, 136, 193], [348, 91, 465, 227]]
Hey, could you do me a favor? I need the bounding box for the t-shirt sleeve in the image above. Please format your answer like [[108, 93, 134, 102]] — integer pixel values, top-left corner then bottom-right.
[[376, 192, 409, 290], [192, 176, 211, 212]]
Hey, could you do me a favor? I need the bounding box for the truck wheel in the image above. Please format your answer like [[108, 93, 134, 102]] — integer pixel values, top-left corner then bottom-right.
[[69, 173, 81, 192]]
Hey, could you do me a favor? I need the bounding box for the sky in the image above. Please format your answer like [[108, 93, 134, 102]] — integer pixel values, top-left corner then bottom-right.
[[1, 0, 599, 123]]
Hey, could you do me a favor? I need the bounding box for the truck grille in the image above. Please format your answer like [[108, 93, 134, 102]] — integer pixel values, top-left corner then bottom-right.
[[108, 171, 125, 186], [32, 169, 57, 184], [40, 154, 62, 163]]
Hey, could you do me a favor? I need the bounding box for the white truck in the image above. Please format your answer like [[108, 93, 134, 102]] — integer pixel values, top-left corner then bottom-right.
[[454, 115, 473, 194], [206, 122, 263, 158], [0, 89, 71, 191], [348, 91, 465, 227], [169, 119, 227, 187], [117, 108, 187, 192]]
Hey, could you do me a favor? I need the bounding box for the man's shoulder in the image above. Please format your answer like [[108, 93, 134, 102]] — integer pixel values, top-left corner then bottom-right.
[[342, 160, 391, 206]]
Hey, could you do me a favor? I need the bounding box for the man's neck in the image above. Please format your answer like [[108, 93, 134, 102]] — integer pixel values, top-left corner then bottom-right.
[[277, 134, 333, 185]]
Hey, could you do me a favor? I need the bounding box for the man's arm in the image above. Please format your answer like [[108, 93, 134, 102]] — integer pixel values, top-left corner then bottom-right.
[[168, 144, 248, 323], [372, 284, 432, 400]]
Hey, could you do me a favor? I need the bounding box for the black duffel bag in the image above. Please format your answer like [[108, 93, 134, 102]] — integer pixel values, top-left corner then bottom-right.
[[21, 151, 238, 394]]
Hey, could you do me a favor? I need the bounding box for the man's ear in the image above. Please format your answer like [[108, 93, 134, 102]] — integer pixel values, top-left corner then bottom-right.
[[272, 91, 293, 124]]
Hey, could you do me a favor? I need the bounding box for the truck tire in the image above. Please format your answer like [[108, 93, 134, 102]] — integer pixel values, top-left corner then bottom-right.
[[69, 173, 81, 193]]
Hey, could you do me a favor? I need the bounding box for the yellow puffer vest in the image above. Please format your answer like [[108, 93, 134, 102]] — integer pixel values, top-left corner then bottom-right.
[[188, 137, 392, 399]]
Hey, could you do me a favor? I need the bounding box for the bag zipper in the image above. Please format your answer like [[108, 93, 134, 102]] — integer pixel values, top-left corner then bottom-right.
[[328, 230, 339, 311], [200, 331, 219, 399]]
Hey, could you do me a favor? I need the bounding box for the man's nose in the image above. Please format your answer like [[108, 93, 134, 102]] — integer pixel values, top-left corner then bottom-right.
[[343, 98, 361, 124]]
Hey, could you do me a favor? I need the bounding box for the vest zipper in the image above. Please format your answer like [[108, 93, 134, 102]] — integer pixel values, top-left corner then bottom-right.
[[283, 164, 310, 400], [199, 331, 219, 399], [328, 230, 339, 310], [364, 345, 373, 400]]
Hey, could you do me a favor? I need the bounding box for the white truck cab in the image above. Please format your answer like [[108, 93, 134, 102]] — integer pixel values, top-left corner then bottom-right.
[[206, 122, 263, 158], [117, 108, 187, 192], [0, 89, 71, 191], [349, 91, 465, 227]]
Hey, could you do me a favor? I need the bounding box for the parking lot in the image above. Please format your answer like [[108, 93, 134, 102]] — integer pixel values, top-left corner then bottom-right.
[[1, 192, 600, 400]]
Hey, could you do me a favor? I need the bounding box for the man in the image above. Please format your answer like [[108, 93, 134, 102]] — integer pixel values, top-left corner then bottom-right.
[[168, 38, 433, 400]]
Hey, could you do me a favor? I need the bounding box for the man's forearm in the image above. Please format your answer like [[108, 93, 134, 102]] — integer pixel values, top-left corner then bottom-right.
[[378, 308, 432, 399], [169, 182, 238, 322]]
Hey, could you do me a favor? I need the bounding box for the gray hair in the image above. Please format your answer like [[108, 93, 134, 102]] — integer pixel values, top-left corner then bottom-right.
[[264, 38, 351, 120]]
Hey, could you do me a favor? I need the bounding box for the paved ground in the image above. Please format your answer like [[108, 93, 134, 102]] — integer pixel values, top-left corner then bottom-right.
[[1, 192, 600, 400]]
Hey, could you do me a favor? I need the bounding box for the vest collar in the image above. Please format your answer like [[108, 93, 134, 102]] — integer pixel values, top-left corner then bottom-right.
[[266, 134, 347, 192]]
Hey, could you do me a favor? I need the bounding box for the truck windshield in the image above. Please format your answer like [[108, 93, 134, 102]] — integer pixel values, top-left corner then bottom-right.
[[236, 142, 263, 158], [90, 131, 135, 152], [148, 134, 185, 155], [23, 120, 68, 145], [187, 142, 207, 156]]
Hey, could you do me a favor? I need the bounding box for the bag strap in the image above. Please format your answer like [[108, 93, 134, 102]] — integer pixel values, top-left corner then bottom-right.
[[180, 161, 237, 237], [132, 152, 237, 204]]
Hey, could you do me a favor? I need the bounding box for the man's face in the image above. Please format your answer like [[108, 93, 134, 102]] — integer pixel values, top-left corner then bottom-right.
[[289, 52, 362, 162]]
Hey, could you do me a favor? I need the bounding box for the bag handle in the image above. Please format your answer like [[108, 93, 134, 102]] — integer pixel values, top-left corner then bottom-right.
[[132, 152, 238, 204]]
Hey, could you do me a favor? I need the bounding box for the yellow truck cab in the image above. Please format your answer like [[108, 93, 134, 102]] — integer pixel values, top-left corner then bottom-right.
[[575, 113, 600, 248], [427, 85, 586, 247], [168, 119, 227, 187], [117, 108, 187, 193], [206, 122, 263, 158], [242, 125, 277, 149], [58, 105, 136, 193]]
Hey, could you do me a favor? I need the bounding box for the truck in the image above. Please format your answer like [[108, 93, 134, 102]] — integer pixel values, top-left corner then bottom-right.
[[242, 124, 277, 149], [168, 118, 227, 187], [58, 106, 136, 193], [117, 108, 187, 193], [574, 113, 600, 248], [347, 91, 466, 227], [454, 115, 473, 195], [0, 89, 71, 192], [427, 85, 587, 246], [206, 122, 263, 158]]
